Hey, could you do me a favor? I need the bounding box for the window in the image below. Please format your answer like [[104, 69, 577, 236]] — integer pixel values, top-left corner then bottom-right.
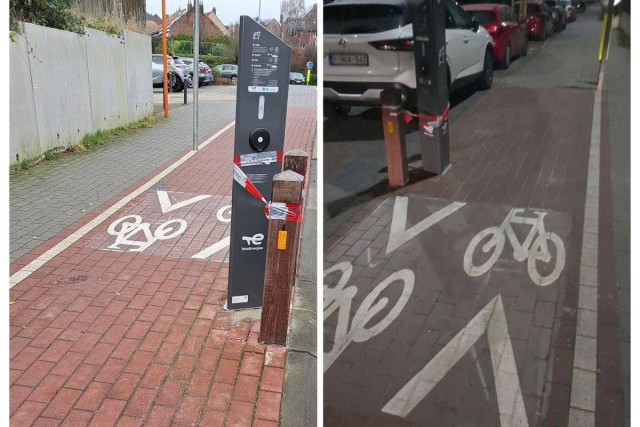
[[446, 2, 471, 29], [324, 4, 407, 35], [152, 56, 163, 65], [301, 43, 306, 49], [466, 10, 496, 24]]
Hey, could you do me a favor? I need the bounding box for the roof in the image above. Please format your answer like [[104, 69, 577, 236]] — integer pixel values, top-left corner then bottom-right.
[[146, 20, 160, 34], [206, 11, 231, 35]]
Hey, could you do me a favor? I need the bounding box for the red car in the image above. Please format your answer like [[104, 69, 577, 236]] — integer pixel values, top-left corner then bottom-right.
[[462, 4, 528, 69], [514, 1, 555, 41]]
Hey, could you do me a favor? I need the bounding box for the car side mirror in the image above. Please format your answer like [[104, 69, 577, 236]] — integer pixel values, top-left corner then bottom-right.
[[471, 16, 480, 32]]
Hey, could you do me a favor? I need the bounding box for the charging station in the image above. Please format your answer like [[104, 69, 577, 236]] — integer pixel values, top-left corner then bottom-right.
[[411, 0, 450, 175], [227, 16, 292, 310]]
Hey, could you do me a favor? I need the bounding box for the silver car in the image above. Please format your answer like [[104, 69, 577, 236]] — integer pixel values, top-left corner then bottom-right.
[[152, 54, 185, 92]]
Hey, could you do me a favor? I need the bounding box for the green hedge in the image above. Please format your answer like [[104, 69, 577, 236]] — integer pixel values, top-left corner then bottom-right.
[[200, 55, 236, 69], [308, 74, 317, 86], [170, 41, 226, 56]]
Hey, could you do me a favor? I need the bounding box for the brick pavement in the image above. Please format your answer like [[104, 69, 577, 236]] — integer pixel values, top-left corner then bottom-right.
[[9, 92, 316, 425], [10, 85, 316, 263], [323, 7, 623, 427]]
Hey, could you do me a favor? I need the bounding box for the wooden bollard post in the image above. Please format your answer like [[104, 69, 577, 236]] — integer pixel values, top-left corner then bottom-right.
[[260, 170, 304, 345], [283, 149, 309, 177], [381, 88, 409, 187], [283, 149, 309, 285]]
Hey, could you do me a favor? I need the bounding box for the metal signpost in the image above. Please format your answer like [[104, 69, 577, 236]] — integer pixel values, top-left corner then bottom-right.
[[411, 0, 450, 175], [193, 0, 199, 151], [306, 61, 313, 85], [227, 16, 292, 310]]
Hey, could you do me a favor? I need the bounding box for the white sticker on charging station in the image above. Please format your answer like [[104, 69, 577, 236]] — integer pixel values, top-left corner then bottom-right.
[[232, 295, 249, 304], [249, 86, 279, 93]]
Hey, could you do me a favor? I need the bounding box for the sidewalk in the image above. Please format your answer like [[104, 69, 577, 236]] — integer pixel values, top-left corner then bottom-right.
[[323, 7, 625, 426], [9, 89, 316, 426]]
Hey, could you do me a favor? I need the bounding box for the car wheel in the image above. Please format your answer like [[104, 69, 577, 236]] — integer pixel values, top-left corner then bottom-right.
[[499, 44, 511, 69], [521, 37, 528, 57], [324, 102, 351, 119], [477, 49, 493, 91], [540, 27, 546, 41], [231, 76, 238, 84], [187, 75, 193, 89], [172, 77, 183, 92]]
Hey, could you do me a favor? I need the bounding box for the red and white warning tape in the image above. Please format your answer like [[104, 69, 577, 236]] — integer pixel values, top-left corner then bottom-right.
[[233, 164, 268, 204], [234, 150, 283, 167], [233, 164, 303, 222], [401, 103, 450, 127]]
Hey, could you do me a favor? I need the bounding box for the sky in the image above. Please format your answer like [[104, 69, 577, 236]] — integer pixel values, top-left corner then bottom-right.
[[147, 0, 317, 27]]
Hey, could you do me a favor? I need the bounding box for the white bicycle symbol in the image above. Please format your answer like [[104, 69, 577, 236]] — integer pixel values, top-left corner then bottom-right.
[[107, 215, 187, 252], [323, 262, 414, 372], [464, 208, 565, 286]]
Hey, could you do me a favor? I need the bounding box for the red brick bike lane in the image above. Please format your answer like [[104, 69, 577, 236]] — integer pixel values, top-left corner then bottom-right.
[[323, 86, 620, 426], [9, 105, 316, 427]]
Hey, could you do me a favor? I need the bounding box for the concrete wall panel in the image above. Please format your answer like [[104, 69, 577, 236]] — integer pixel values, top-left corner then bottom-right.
[[10, 24, 153, 166], [85, 28, 129, 131], [123, 29, 153, 122], [10, 32, 40, 164], [24, 23, 94, 151]]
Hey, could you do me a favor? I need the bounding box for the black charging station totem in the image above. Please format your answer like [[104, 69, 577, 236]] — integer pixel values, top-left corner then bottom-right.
[[227, 16, 292, 310], [411, 0, 450, 174]]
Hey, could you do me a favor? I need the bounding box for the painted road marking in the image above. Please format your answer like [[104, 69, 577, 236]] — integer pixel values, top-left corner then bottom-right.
[[9, 121, 236, 288], [382, 294, 529, 427], [106, 215, 187, 252], [386, 196, 465, 254], [192, 236, 230, 260], [157, 190, 211, 213], [464, 208, 566, 286], [323, 262, 414, 372], [567, 89, 601, 426]]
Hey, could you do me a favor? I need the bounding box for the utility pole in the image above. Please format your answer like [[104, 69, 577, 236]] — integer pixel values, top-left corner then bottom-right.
[[193, 0, 199, 150], [258, 0, 262, 20]]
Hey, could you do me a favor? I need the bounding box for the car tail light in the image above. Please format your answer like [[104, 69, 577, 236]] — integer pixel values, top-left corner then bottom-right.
[[369, 38, 414, 51], [199, 66, 207, 72], [485, 24, 502, 36]]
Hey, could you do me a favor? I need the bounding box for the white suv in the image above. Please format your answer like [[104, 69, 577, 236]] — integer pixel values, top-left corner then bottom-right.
[[324, 0, 494, 114]]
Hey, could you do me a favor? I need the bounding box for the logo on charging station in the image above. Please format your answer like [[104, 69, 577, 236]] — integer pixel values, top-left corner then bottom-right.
[[422, 124, 434, 137], [241, 233, 264, 250]]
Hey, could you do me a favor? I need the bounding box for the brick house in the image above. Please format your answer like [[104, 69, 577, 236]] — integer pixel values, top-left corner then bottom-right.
[[206, 7, 231, 36], [259, 18, 281, 37], [166, 2, 223, 37]]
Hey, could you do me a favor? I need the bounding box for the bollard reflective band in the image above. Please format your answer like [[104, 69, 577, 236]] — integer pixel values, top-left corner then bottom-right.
[[266, 202, 302, 222], [233, 164, 268, 204], [234, 150, 283, 167], [234, 164, 303, 222]]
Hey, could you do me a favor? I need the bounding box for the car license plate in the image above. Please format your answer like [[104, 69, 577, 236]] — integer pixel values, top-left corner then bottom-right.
[[329, 53, 368, 66]]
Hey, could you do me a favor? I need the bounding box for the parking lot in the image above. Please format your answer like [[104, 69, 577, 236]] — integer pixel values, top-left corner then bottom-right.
[[323, 5, 628, 427]]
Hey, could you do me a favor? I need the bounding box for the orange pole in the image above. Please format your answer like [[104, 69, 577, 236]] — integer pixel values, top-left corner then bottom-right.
[[162, 0, 169, 117]]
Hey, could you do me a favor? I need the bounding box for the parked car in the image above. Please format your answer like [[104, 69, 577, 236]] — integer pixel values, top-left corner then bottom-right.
[[180, 58, 213, 87], [213, 64, 238, 83], [152, 54, 184, 92], [560, 0, 578, 21], [290, 72, 305, 84], [544, 0, 567, 31], [323, 0, 494, 116], [462, 4, 527, 69], [514, 2, 555, 40]]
